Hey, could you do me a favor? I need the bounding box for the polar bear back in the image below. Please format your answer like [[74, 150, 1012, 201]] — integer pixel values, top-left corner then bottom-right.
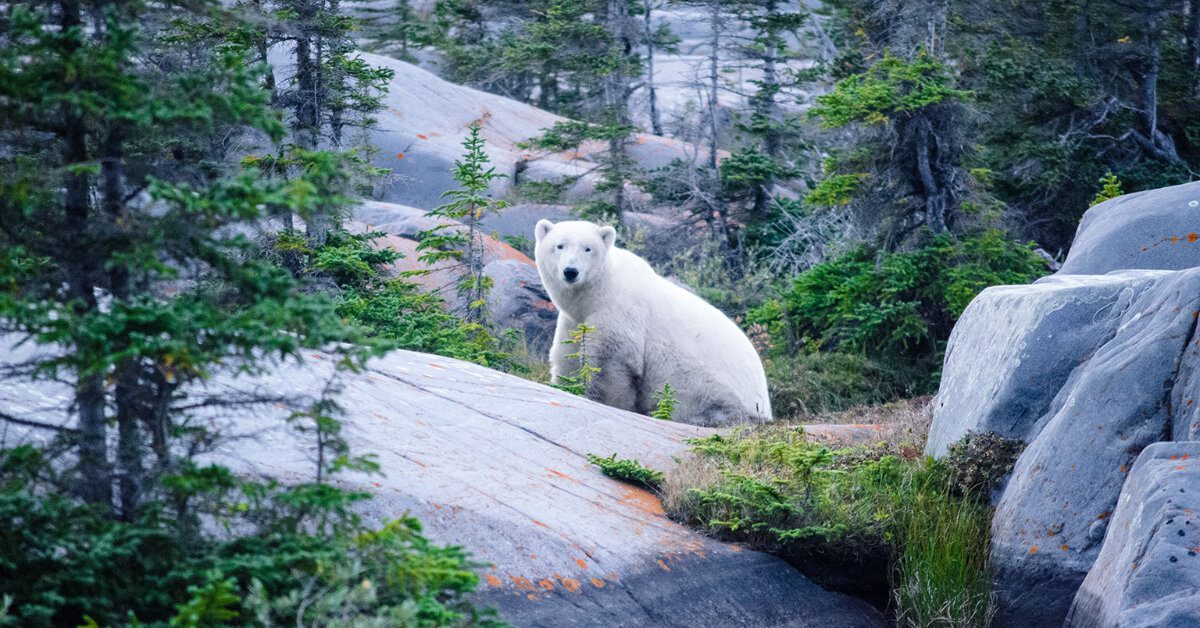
[[581, 248, 772, 425]]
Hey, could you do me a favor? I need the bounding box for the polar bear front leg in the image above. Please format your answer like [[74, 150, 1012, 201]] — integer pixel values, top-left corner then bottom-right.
[[548, 313, 579, 385]]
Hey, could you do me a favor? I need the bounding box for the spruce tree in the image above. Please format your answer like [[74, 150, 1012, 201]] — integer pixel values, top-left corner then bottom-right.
[[0, 0, 372, 516]]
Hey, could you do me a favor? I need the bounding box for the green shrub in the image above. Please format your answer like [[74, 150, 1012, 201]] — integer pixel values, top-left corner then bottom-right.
[[0, 446, 500, 627], [279, 229, 508, 368], [664, 427, 995, 625], [551, 323, 600, 396], [942, 431, 1025, 501], [586, 454, 664, 491], [777, 230, 1047, 360]]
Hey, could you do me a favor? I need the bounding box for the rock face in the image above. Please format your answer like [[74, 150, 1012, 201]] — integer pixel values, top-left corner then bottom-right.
[[926, 270, 1170, 456], [1059, 180, 1200, 275], [349, 200, 558, 354], [0, 339, 883, 627], [987, 267, 1200, 626], [1066, 442, 1200, 628], [337, 52, 715, 214], [927, 182, 1200, 627]]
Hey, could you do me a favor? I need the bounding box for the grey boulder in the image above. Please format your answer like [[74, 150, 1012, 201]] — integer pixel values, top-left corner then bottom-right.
[[1059, 180, 1200, 275], [0, 339, 883, 628], [348, 200, 558, 354], [926, 265, 1200, 627], [1066, 441, 1200, 628], [926, 270, 1170, 456]]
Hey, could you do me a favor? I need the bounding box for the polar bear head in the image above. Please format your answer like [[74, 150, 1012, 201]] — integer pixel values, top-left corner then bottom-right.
[[533, 220, 616, 291]]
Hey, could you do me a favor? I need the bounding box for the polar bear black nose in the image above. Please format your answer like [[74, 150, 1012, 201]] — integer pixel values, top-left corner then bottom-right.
[[563, 267, 579, 282]]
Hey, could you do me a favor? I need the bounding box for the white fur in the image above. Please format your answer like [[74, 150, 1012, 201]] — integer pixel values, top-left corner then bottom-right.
[[534, 219, 772, 426]]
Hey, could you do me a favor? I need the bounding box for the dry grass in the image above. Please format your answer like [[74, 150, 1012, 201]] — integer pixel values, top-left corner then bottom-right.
[[799, 396, 933, 455], [660, 454, 721, 518]]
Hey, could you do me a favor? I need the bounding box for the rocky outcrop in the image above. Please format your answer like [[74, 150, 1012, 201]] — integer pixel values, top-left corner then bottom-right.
[[1065, 441, 1200, 628], [349, 200, 558, 353], [927, 182, 1200, 627], [340, 52, 716, 214], [0, 338, 884, 627], [987, 267, 1200, 626], [926, 270, 1170, 456], [1059, 180, 1200, 275]]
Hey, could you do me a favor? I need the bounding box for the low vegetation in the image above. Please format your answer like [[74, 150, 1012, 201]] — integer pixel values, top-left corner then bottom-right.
[[741, 230, 1049, 410], [655, 422, 1000, 627], [0, 446, 499, 627], [586, 453, 664, 491]]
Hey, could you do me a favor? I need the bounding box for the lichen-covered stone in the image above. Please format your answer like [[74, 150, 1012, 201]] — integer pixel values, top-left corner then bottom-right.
[[1059, 180, 1200, 275], [1066, 442, 1200, 628]]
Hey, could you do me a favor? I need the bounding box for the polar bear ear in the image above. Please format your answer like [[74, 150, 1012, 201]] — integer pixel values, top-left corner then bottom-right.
[[598, 225, 617, 249], [535, 219, 554, 242]]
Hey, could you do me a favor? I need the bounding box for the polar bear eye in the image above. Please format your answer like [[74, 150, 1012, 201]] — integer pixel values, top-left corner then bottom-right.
[[585, 247, 592, 253], [556, 244, 563, 250]]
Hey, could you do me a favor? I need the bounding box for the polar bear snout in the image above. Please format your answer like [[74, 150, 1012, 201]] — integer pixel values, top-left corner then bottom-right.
[[562, 267, 580, 283]]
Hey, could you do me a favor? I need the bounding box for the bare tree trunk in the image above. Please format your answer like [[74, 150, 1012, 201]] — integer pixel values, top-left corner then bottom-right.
[[752, 0, 780, 216], [60, 0, 112, 510], [1136, 10, 1179, 161], [295, 19, 331, 245], [603, 0, 633, 216], [102, 125, 146, 520], [915, 116, 947, 234], [644, 1, 663, 136], [707, 0, 721, 172]]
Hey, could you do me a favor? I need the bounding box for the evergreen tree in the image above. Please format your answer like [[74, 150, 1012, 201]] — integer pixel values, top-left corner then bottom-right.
[[416, 123, 508, 326], [0, 0, 372, 516]]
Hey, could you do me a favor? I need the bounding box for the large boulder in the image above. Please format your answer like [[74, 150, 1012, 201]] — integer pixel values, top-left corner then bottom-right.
[[323, 52, 717, 212], [926, 270, 1171, 456], [348, 200, 558, 353], [931, 267, 1200, 627], [1066, 441, 1200, 628], [0, 339, 883, 627], [1059, 181, 1200, 275]]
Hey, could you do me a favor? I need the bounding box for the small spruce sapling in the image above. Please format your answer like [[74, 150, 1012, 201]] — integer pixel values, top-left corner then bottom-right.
[[586, 453, 664, 490], [651, 383, 677, 420], [415, 122, 509, 326], [1090, 171, 1125, 206], [553, 323, 601, 396]]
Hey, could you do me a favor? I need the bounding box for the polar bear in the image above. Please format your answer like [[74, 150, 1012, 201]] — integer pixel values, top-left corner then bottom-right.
[[534, 219, 772, 426]]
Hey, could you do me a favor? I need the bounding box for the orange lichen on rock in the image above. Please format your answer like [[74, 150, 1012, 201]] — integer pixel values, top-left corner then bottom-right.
[[1029, 545, 1040, 554], [657, 559, 672, 571], [619, 486, 666, 516], [546, 468, 580, 483], [591, 578, 606, 588], [510, 575, 536, 591], [560, 578, 581, 593], [485, 574, 502, 588], [538, 579, 555, 591]]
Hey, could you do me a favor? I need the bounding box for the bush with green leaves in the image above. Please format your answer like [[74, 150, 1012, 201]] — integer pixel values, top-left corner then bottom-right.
[[586, 453, 664, 491], [664, 427, 994, 625], [551, 323, 601, 396], [774, 230, 1047, 361], [271, 229, 509, 368], [650, 383, 677, 421], [0, 446, 500, 627]]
